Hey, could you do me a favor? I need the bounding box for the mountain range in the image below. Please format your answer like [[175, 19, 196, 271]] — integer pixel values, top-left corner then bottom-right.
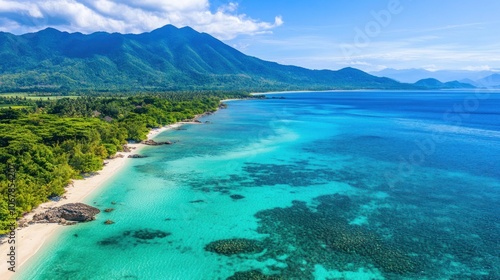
[[413, 78, 476, 90], [371, 68, 500, 88], [0, 25, 481, 93], [474, 74, 500, 88]]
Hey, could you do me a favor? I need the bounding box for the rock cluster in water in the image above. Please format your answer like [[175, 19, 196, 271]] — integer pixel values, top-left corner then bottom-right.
[[32, 203, 100, 224], [128, 154, 147, 158], [98, 228, 171, 247], [141, 139, 172, 145], [204, 238, 264, 256]]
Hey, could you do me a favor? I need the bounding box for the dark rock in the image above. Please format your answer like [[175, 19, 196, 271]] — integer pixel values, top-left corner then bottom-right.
[[122, 145, 132, 152], [109, 153, 124, 159], [230, 194, 245, 200], [104, 208, 114, 213], [18, 219, 28, 227], [32, 203, 100, 224], [104, 219, 115, 225], [58, 203, 100, 221], [141, 139, 172, 146], [189, 200, 205, 203], [128, 154, 147, 158]]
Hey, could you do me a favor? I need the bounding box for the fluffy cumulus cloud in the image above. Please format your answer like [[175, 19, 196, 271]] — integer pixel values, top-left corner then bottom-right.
[[0, 0, 283, 40]]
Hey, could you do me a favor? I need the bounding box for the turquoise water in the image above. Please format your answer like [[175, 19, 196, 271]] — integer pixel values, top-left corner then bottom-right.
[[18, 91, 500, 279]]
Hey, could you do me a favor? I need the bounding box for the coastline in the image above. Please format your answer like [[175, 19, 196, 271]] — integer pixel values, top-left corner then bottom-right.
[[0, 123, 181, 280], [249, 88, 500, 96]]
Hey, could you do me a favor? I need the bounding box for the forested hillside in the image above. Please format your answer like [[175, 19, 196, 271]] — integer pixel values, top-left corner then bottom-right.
[[0, 92, 243, 234], [0, 25, 408, 92]]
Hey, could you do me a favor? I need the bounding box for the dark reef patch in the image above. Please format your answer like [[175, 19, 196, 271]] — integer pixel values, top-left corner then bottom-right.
[[242, 162, 324, 187], [227, 270, 283, 280], [252, 196, 418, 278], [230, 194, 245, 200], [123, 229, 171, 240], [98, 228, 170, 247], [139, 135, 499, 279], [205, 238, 264, 256], [231, 158, 500, 279], [97, 237, 120, 246]]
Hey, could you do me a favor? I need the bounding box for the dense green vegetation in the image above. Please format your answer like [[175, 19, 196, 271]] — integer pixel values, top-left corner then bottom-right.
[[0, 25, 410, 93], [0, 92, 245, 234]]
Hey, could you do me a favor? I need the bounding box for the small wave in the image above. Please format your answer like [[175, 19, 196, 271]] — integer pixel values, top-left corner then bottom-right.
[[394, 118, 500, 138]]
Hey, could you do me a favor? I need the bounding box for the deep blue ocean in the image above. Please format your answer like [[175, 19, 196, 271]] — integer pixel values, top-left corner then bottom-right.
[[18, 91, 500, 279]]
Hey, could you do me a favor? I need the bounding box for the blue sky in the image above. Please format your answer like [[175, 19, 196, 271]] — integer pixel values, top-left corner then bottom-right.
[[1, 0, 499, 72], [226, 0, 500, 72]]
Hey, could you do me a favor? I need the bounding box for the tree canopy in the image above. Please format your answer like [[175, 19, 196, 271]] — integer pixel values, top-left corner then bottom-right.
[[0, 92, 246, 234]]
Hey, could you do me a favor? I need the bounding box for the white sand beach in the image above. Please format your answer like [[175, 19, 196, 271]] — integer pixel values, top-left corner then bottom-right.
[[0, 124, 181, 279]]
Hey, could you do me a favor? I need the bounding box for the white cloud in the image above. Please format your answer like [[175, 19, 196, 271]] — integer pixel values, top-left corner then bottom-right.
[[461, 65, 496, 71], [218, 2, 238, 13], [0, 0, 282, 40]]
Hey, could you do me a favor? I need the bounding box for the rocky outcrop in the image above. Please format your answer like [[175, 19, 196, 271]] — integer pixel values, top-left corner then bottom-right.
[[32, 203, 100, 224], [122, 145, 132, 152], [128, 154, 147, 158], [109, 153, 124, 159], [141, 139, 172, 146]]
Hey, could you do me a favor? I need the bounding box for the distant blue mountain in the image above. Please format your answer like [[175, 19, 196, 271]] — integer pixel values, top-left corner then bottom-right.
[[414, 78, 476, 89], [0, 25, 411, 92], [371, 68, 497, 84], [475, 74, 500, 88]]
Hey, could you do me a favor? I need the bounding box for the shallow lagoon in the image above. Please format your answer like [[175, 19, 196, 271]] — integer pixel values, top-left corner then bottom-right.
[[19, 91, 500, 279]]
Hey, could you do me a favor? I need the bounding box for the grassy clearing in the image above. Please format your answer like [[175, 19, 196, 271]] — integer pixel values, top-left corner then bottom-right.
[[0, 105, 31, 109], [0, 93, 79, 99]]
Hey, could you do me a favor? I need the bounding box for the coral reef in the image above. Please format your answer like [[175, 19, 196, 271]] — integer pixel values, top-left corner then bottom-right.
[[98, 228, 170, 247], [124, 229, 170, 240], [205, 238, 264, 256], [236, 195, 419, 278], [227, 270, 283, 280]]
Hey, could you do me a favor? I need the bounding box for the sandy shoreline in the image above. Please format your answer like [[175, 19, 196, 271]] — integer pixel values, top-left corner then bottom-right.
[[0, 123, 181, 279]]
